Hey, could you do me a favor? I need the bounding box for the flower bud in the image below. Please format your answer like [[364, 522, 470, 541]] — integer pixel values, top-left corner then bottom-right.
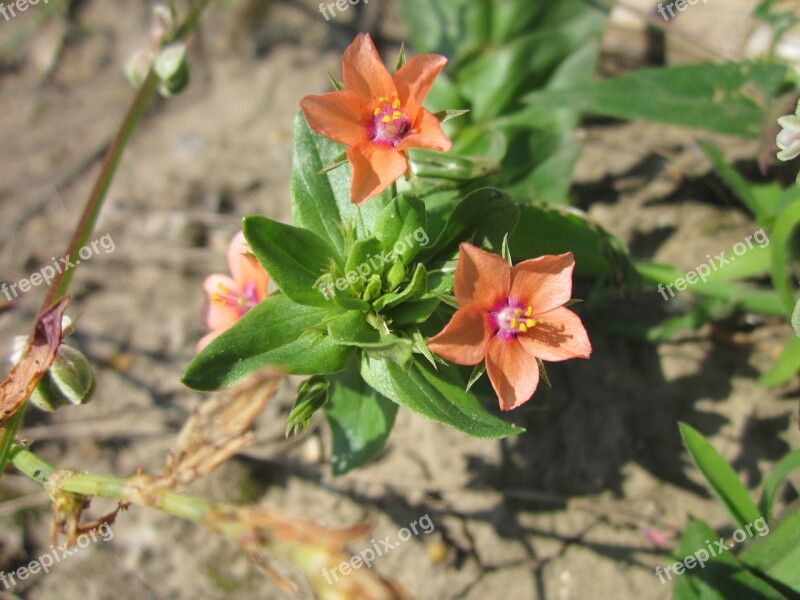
[[384, 259, 406, 291], [155, 43, 190, 97], [286, 376, 329, 436], [29, 344, 95, 412]]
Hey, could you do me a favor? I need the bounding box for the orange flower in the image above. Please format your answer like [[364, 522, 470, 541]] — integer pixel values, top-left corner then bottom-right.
[[300, 33, 452, 205], [427, 243, 591, 411], [198, 232, 268, 351]]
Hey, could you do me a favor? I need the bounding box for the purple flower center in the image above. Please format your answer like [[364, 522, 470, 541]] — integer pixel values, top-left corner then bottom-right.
[[369, 94, 410, 147], [489, 299, 539, 341]]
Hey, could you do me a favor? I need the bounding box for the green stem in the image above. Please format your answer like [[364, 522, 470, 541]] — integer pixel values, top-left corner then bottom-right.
[[0, 0, 213, 480], [41, 69, 159, 312], [8, 444, 210, 524], [0, 402, 28, 476], [42, 0, 210, 313]]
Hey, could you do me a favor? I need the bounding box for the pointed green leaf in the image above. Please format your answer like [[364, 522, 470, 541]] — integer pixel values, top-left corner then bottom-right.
[[360, 354, 522, 439], [182, 293, 351, 390], [324, 360, 398, 476], [290, 111, 391, 253], [740, 504, 800, 593], [672, 518, 785, 600], [679, 423, 763, 530], [421, 187, 520, 262], [243, 215, 341, 308]]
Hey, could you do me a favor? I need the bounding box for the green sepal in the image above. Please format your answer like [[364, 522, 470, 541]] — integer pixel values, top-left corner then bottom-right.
[[363, 274, 383, 303], [383, 259, 406, 291], [344, 237, 384, 293], [286, 376, 329, 436], [373, 263, 427, 311]]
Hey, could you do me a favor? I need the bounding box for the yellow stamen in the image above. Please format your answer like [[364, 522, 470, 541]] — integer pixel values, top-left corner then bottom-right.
[[518, 323, 528, 333], [514, 309, 522, 316], [392, 98, 400, 109], [510, 318, 517, 328], [392, 111, 403, 120], [526, 319, 536, 328], [382, 116, 393, 124], [373, 107, 382, 116], [379, 97, 388, 104], [524, 306, 532, 317]]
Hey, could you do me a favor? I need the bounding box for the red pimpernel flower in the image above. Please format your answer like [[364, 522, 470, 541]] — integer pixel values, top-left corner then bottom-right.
[[427, 243, 592, 411], [301, 33, 452, 205]]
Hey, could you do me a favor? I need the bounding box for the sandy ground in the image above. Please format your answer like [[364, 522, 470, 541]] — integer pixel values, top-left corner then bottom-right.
[[0, 1, 797, 599]]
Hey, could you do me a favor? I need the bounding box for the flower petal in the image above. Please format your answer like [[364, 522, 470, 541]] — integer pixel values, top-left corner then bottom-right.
[[397, 109, 452, 152], [454, 243, 511, 311], [518, 306, 591, 362], [228, 232, 269, 301], [426, 306, 491, 365], [510, 252, 575, 314], [202, 274, 241, 330], [485, 336, 540, 411], [393, 54, 448, 118], [342, 33, 396, 104], [347, 142, 407, 205], [300, 90, 370, 147]]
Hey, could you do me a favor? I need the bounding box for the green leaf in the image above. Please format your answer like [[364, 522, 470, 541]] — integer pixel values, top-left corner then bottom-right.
[[759, 449, 800, 522], [182, 293, 351, 390], [758, 335, 800, 388], [511, 203, 638, 281], [360, 354, 522, 439], [327, 311, 413, 368], [374, 194, 428, 266], [523, 63, 789, 138], [243, 215, 340, 308], [671, 518, 786, 600], [740, 504, 800, 594], [384, 294, 441, 326], [421, 187, 520, 262], [636, 262, 787, 316], [769, 197, 800, 314], [698, 141, 764, 218], [460, 15, 603, 121], [324, 360, 398, 476], [679, 423, 763, 530], [289, 111, 391, 253], [327, 311, 379, 345]]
